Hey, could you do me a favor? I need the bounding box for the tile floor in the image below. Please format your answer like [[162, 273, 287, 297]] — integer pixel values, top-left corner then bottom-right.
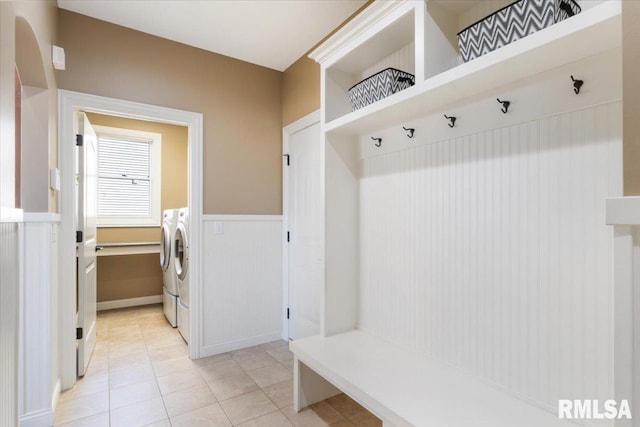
[[54, 304, 382, 426]]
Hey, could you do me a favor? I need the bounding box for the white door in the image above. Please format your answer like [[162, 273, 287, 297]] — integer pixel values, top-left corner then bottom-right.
[[77, 113, 98, 377], [286, 119, 322, 340]]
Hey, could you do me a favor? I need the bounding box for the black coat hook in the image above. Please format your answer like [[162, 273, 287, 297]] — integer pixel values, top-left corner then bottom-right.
[[371, 137, 382, 147], [402, 127, 415, 138], [444, 114, 456, 128], [497, 98, 510, 114], [571, 75, 583, 94]]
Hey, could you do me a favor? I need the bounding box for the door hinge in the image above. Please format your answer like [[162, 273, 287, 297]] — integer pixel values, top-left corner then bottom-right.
[[287, 308, 290, 319], [283, 154, 290, 166], [76, 327, 83, 339], [76, 230, 83, 243], [287, 231, 290, 242], [76, 134, 83, 146]]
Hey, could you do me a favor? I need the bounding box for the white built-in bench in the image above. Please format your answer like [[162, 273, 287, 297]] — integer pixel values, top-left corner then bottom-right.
[[290, 330, 573, 427]]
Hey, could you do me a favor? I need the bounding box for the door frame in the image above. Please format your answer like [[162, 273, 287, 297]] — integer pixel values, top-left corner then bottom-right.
[[58, 90, 203, 389], [281, 110, 320, 341]]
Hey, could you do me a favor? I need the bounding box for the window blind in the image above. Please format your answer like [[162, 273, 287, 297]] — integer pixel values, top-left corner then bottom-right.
[[97, 136, 152, 218]]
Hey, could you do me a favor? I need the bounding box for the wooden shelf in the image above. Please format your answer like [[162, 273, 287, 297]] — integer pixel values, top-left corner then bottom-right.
[[97, 241, 160, 257], [325, 0, 621, 137]]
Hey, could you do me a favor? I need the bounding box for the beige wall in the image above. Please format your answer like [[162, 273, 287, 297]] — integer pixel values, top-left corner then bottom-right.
[[97, 254, 163, 302], [281, 1, 372, 127], [84, 113, 188, 302], [57, 10, 282, 215], [282, 56, 321, 127]]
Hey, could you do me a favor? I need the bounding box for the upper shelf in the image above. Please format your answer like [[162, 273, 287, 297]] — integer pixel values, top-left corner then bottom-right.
[[97, 241, 161, 257], [324, 0, 621, 137]]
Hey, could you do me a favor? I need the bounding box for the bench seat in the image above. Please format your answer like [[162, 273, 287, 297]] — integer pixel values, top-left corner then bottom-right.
[[290, 330, 573, 427]]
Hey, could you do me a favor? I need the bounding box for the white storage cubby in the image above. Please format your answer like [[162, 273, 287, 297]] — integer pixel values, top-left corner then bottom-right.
[[293, 1, 629, 425], [319, 0, 620, 136]]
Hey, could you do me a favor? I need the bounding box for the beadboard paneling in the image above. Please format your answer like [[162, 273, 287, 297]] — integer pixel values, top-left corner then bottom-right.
[[0, 222, 19, 427], [19, 220, 59, 426], [201, 217, 283, 355], [359, 42, 415, 81], [359, 102, 622, 416]]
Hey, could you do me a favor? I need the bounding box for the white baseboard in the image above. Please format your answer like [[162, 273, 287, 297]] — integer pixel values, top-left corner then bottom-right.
[[97, 295, 162, 311], [51, 379, 61, 410], [19, 409, 53, 427], [199, 331, 283, 358]]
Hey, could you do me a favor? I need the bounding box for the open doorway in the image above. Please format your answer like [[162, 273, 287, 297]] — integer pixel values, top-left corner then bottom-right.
[[59, 91, 202, 389]]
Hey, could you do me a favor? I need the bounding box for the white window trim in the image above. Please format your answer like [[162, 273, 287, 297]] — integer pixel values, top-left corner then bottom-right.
[[93, 124, 162, 227]]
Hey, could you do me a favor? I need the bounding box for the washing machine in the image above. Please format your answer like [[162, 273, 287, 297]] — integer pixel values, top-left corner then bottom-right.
[[160, 209, 179, 327], [175, 207, 190, 343]]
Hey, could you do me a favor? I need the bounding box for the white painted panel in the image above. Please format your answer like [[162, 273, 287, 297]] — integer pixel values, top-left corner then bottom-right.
[[358, 102, 622, 416], [19, 220, 58, 426], [288, 122, 323, 340], [201, 218, 282, 355], [0, 222, 19, 427], [359, 42, 415, 81]]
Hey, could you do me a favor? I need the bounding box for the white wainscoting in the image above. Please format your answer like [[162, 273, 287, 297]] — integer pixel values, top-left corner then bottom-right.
[[1, 221, 20, 427], [606, 197, 640, 424], [18, 214, 60, 427], [200, 215, 283, 356], [358, 101, 622, 416]]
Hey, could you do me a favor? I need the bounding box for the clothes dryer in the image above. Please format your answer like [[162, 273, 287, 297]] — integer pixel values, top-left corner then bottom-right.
[[175, 207, 190, 343], [160, 209, 179, 327]]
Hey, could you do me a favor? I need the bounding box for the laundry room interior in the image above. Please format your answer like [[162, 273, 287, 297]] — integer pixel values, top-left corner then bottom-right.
[[86, 113, 188, 315], [4, 0, 640, 426]]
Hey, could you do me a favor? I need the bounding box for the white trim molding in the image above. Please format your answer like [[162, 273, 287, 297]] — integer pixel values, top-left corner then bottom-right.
[[0, 206, 23, 223], [22, 212, 60, 223], [18, 409, 53, 427], [96, 295, 163, 311], [202, 214, 282, 222], [58, 90, 204, 390]]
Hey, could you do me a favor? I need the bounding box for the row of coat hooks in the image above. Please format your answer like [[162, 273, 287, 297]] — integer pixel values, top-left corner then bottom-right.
[[370, 75, 584, 148]]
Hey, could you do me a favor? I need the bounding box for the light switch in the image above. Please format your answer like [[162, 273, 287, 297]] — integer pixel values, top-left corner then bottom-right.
[[214, 222, 224, 235], [52, 45, 65, 70], [50, 168, 61, 191]]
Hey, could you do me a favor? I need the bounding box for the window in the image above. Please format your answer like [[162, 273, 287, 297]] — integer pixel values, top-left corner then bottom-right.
[[94, 125, 161, 227]]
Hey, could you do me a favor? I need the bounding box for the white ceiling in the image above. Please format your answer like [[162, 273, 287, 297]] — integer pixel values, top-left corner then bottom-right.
[[57, 0, 367, 71]]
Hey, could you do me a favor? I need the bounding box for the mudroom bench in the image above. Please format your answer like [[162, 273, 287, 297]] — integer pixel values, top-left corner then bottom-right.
[[290, 331, 572, 427]]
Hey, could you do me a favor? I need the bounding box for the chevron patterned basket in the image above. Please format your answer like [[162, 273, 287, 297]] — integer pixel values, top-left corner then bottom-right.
[[348, 68, 415, 111], [457, 0, 581, 63]]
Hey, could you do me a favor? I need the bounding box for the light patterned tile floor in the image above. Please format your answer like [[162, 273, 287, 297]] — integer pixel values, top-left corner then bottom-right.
[[54, 304, 382, 427]]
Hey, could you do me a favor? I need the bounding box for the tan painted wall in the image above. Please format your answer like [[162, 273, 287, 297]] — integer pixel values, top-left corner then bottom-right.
[[282, 56, 321, 127], [281, 1, 372, 127], [97, 254, 163, 302], [57, 10, 282, 215], [84, 113, 187, 302]]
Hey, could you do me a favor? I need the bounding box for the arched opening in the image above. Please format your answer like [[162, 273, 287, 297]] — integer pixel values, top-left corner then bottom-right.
[[14, 16, 50, 211]]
